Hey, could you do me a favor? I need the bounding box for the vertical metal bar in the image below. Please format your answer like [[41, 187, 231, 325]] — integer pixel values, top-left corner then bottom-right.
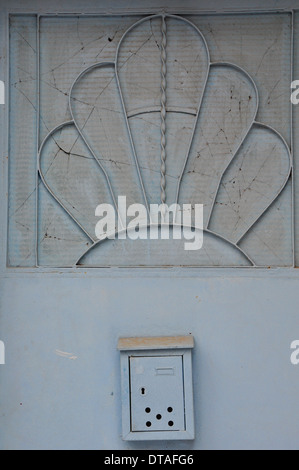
[[35, 14, 40, 267], [160, 14, 167, 213], [5, 13, 10, 269], [291, 10, 295, 267]]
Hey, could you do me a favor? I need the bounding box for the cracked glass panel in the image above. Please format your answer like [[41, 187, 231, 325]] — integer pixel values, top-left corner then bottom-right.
[[7, 13, 293, 267]]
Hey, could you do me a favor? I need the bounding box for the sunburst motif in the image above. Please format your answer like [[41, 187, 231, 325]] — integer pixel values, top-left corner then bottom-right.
[[39, 14, 291, 267]]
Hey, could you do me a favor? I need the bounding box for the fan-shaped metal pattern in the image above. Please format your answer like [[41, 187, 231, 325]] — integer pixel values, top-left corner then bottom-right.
[[7, 13, 294, 267]]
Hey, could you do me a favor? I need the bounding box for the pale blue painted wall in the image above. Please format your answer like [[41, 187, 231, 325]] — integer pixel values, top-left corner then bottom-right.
[[0, 272, 299, 450]]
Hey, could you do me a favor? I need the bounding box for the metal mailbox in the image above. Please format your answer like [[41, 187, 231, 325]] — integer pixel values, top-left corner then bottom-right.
[[117, 335, 195, 441]]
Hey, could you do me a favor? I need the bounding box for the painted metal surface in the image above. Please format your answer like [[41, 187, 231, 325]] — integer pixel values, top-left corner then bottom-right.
[[1, 0, 299, 452], [118, 336, 194, 440], [129, 356, 186, 435], [1, 274, 299, 449], [6, 11, 294, 267]]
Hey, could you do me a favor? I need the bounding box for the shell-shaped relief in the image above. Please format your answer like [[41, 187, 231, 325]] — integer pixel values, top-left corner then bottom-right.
[[39, 14, 291, 267]]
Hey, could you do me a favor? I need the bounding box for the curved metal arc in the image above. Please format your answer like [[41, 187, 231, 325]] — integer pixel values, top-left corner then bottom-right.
[[38, 120, 95, 242], [205, 61, 260, 228], [166, 13, 211, 55], [207, 119, 291, 248], [204, 228, 255, 266], [127, 106, 197, 118], [253, 121, 292, 157], [114, 15, 162, 216], [115, 13, 211, 214], [115, 12, 211, 62], [74, 224, 254, 266], [174, 69, 210, 204], [235, 121, 292, 245], [168, 15, 211, 207], [69, 60, 116, 86], [68, 61, 125, 230]]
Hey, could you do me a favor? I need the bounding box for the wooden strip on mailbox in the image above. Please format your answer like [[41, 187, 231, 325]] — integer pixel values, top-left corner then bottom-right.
[[117, 335, 194, 350]]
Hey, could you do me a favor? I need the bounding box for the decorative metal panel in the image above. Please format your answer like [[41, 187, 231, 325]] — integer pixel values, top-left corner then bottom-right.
[[7, 12, 294, 267]]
